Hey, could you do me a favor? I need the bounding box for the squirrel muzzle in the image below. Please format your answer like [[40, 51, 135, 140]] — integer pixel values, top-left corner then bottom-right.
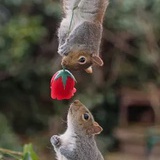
[[70, 100, 82, 111]]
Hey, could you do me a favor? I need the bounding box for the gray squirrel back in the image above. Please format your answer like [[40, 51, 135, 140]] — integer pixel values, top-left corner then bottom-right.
[[50, 100, 104, 160], [58, 0, 109, 73]]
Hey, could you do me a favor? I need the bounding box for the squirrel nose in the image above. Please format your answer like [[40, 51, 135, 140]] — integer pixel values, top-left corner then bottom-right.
[[70, 100, 81, 111], [61, 59, 68, 66], [73, 100, 81, 104]]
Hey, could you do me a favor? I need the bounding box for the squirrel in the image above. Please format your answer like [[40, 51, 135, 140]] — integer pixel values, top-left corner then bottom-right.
[[57, 0, 109, 73], [50, 100, 104, 160]]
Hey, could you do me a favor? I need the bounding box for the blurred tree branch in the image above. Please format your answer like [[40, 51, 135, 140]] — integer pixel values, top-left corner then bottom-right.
[[0, 148, 22, 157]]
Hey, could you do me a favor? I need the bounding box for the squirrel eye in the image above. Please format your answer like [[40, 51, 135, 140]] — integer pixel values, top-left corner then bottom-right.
[[82, 113, 90, 121], [78, 56, 86, 64]]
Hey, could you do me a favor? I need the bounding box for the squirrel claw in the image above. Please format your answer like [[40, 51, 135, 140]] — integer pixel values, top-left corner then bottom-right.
[[50, 135, 61, 147], [58, 44, 70, 56]]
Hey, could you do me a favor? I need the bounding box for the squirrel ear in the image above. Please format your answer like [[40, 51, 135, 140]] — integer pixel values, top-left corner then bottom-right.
[[85, 66, 93, 73], [87, 122, 103, 135], [92, 55, 104, 66]]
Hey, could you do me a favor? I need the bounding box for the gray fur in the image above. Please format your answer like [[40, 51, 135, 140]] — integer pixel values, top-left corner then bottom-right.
[[50, 100, 104, 160], [58, 0, 109, 56], [51, 132, 104, 160], [58, 21, 102, 56]]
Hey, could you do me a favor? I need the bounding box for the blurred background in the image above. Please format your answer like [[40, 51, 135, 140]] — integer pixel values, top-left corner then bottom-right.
[[0, 0, 160, 159]]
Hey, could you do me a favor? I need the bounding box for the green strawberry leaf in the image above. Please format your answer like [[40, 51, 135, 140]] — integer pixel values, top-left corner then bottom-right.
[[54, 69, 76, 89]]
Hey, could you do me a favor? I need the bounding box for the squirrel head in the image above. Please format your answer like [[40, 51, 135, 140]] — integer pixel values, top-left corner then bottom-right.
[[68, 100, 103, 136], [61, 51, 104, 73]]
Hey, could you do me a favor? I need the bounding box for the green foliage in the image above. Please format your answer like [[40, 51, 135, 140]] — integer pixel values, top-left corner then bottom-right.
[[23, 144, 39, 160], [0, 113, 21, 150], [146, 128, 160, 155], [0, 143, 39, 160], [0, 15, 46, 74], [0, 0, 59, 134], [105, 0, 160, 87]]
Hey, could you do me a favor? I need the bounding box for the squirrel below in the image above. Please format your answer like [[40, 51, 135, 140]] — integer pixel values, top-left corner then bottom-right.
[[50, 100, 104, 160]]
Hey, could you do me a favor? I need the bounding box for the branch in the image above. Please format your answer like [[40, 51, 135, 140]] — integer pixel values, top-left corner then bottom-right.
[[0, 148, 22, 157]]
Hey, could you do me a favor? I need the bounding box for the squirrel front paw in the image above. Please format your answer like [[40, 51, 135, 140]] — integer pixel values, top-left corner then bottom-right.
[[58, 43, 71, 56], [50, 135, 61, 147]]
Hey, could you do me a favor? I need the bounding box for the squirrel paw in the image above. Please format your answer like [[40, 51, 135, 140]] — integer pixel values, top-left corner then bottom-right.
[[50, 135, 61, 147], [58, 43, 70, 56]]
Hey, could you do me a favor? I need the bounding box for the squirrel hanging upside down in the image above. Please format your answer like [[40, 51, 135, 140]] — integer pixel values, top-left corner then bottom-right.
[[57, 0, 109, 73], [50, 100, 104, 160]]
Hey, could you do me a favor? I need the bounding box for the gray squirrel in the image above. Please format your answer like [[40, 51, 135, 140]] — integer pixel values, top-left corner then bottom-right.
[[50, 100, 104, 160], [58, 0, 109, 73]]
